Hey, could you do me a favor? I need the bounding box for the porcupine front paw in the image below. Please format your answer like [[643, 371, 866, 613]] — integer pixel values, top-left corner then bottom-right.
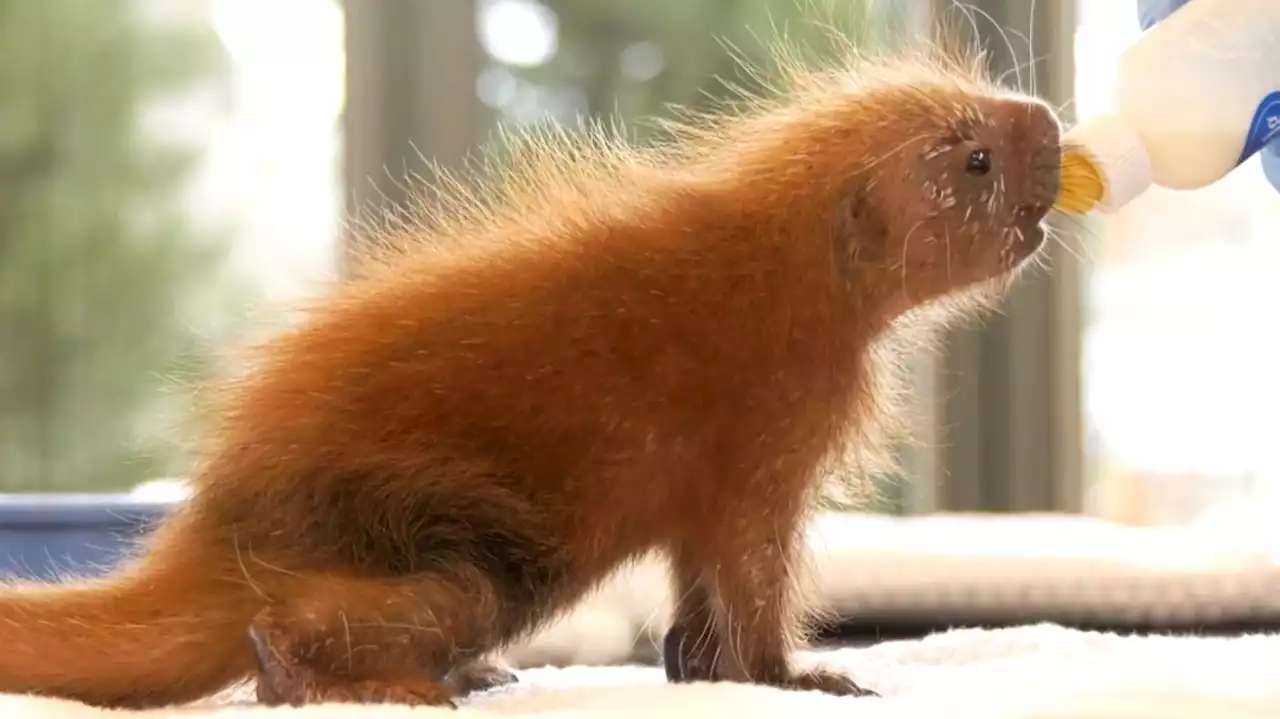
[[780, 667, 878, 698], [445, 657, 519, 695], [664, 619, 721, 682]]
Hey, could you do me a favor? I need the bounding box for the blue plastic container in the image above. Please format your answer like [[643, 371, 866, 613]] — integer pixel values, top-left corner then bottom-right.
[[0, 495, 175, 580]]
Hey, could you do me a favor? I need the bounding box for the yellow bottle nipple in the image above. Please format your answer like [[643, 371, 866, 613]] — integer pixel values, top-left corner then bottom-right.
[[1055, 145, 1107, 214]]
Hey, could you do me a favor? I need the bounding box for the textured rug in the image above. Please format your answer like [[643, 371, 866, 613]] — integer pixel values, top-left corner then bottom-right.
[[4, 512, 1280, 717], [1, 624, 1278, 718]]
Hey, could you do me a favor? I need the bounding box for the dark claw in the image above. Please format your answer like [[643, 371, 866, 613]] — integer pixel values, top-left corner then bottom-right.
[[445, 659, 519, 695], [663, 621, 720, 682], [785, 668, 878, 698]]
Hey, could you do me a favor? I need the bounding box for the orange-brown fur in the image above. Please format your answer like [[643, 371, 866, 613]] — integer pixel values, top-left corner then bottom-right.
[[0, 32, 1061, 709]]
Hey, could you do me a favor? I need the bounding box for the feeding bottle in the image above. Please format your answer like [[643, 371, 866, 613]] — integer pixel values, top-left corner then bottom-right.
[[1063, 0, 1280, 213]]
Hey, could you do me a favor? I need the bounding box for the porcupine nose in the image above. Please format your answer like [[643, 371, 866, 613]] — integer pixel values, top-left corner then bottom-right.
[[999, 97, 1062, 220]]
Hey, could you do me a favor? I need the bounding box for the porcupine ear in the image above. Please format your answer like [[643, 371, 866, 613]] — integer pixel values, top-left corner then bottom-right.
[[833, 180, 888, 275]]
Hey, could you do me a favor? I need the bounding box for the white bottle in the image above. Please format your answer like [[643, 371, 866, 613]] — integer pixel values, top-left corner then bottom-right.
[[1065, 0, 1280, 212]]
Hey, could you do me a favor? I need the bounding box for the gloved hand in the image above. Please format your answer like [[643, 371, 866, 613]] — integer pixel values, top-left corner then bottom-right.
[[1137, 0, 1280, 191]]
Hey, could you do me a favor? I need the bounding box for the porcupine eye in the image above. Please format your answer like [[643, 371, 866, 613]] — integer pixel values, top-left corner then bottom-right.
[[965, 148, 992, 176]]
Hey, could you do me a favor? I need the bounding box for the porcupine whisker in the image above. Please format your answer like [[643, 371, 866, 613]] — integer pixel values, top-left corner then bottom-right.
[[1045, 223, 1086, 265], [945, 226, 953, 286], [899, 217, 930, 301], [948, 2, 1024, 93], [1029, 0, 1038, 98], [996, 53, 1050, 92], [1047, 212, 1098, 263]]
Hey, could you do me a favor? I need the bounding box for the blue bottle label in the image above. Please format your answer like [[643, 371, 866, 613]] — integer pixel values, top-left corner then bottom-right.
[[1239, 90, 1280, 164]]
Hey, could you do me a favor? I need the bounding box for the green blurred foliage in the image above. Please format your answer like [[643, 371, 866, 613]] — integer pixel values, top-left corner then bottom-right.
[[0, 0, 918, 505], [0, 0, 243, 491], [484, 0, 911, 133]]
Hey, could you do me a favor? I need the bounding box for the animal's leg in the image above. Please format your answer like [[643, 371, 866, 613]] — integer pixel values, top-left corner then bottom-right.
[[247, 565, 510, 708], [702, 514, 877, 698], [663, 544, 723, 683]]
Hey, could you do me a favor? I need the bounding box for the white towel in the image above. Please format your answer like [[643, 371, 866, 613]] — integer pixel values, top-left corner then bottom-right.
[[2, 624, 1278, 718]]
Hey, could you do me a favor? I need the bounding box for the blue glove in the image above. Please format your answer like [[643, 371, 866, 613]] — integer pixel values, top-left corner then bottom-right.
[[1137, 0, 1280, 191]]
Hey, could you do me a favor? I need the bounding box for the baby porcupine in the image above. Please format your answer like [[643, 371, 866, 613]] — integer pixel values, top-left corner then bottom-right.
[[0, 31, 1060, 710]]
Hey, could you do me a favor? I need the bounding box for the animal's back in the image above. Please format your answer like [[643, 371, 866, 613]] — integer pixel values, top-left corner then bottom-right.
[[202, 171, 861, 575]]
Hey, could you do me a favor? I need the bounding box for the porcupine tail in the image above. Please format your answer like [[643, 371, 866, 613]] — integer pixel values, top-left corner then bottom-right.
[[0, 509, 263, 709]]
